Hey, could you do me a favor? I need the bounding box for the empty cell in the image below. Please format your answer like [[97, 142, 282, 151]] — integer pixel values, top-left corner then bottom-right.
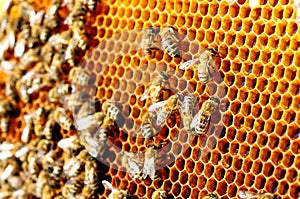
[[228, 184, 238, 198], [274, 166, 286, 180], [181, 185, 191, 198], [250, 8, 261, 20], [233, 158, 243, 171], [199, 2, 209, 15], [226, 127, 237, 141], [225, 170, 236, 183], [272, 108, 283, 121], [207, 179, 217, 192], [240, 6, 251, 18], [245, 174, 255, 186], [216, 181, 227, 196], [230, 142, 239, 155], [283, 153, 295, 167], [286, 168, 297, 183], [186, 159, 195, 173], [198, 175, 207, 189], [271, 150, 283, 165], [270, 93, 281, 107], [290, 184, 300, 198], [239, 144, 250, 157], [235, 172, 245, 186], [255, 175, 266, 189], [278, 181, 289, 195], [275, 21, 287, 36], [253, 21, 265, 35], [262, 5, 273, 20], [175, 157, 185, 171], [283, 110, 296, 123], [260, 148, 271, 162], [214, 166, 225, 181], [211, 17, 221, 30], [202, 16, 212, 29], [248, 90, 259, 104], [222, 17, 232, 31], [275, 121, 287, 136], [170, 169, 179, 182], [179, 171, 188, 184], [266, 178, 279, 193]]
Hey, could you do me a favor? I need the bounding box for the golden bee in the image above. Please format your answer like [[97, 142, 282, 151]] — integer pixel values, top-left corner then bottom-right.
[[35, 170, 48, 198], [102, 100, 120, 122], [141, 72, 170, 104], [141, 145, 158, 180], [160, 26, 180, 57], [77, 100, 95, 119], [82, 159, 98, 197], [102, 180, 127, 199], [75, 111, 106, 131], [53, 107, 74, 130], [46, 52, 64, 83], [203, 193, 218, 199], [62, 176, 84, 197], [64, 43, 77, 66], [121, 151, 143, 180], [48, 82, 74, 102], [141, 26, 160, 57], [152, 190, 167, 199], [28, 10, 45, 47], [72, 28, 89, 51], [64, 156, 84, 177], [83, 0, 97, 11], [19, 48, 40, 70], [21, 113, 34, 143], [178, 94, 196, 129], [179, 48, 218, 84], [15, 79, 30, 102], [140, 112, 155, 139], [148, 95, 179, 126], [238, 191, 280, 199], [33, 107, 49, 136], [78, 129, 106, 158], [51, 160, 64, 180], [190, 97, 219, 135], [0, 100, 14, 133], [69, 68, 90, 86]]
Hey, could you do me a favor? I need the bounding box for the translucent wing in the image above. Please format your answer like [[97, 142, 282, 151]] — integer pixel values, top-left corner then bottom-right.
[[140, 85, 152, 101], [179, 58, 199, 70], [148, 100, 168, 126], [142, 156, 155, 179], [238, 190, 259, 199]]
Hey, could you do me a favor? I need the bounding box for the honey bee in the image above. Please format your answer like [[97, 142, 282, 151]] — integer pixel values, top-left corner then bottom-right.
[[53, 108, 74, 130], [178, 94, 196, 129], [64, 43, 77, 66], [41, 117, 56, 140], [152, 190, 167, 199], [141, 145, 158, 180], [190, 97, 219, 135], [121, 151, 143, 180], [50, 160, 64, 180], [29, 10, 45, 47], [141, 26, 160, 57], [0, 101, 14, 133], [140, 112, 155, 139], [21, 113, 34, 143], [62, 176, 84, 198], [238, 191, 280, 199], [83, 0, 97, 11], [48, 31, 72, 54], [64, 156, 84, 177], [77, 100, 95, 119], [78, 129, 106, 158], [57, 135, 84, 157], [72, 28, 89, 51], [148, 95, 179, 126], [16, 80, 30, 103], [102, 100, 120, 122], [42, 183, 56, 199], [19, 48, 40, 70], [46, 53, 63, 83], [48, 82, 74, 102], [203, 193, 218, 199], [160, 26, 180, 57], [179, 48, 218, 84], [69, 68, 90, 86], [141, 72, 170, 104], [0, 159, 19, 181], [102, 180, 127, 199], [82, 159, 98, 197], [35, 170, 48, 198]]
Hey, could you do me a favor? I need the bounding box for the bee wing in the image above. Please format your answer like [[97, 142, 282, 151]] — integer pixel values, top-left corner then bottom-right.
[[238, 191, 259, 199], [179, 58, 199, 70], [140, 85, 152, 101], [102, 180, 114, 191], [148, 101, 168, 126], [142, 157, 155, 179], [189, 109, 201, 130]]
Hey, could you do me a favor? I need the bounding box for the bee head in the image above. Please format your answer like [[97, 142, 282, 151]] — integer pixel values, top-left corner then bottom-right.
[[207, 48, 219, 57]]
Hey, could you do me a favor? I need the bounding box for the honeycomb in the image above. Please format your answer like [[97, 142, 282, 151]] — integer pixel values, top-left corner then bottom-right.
[[0, 0, 299, 198]]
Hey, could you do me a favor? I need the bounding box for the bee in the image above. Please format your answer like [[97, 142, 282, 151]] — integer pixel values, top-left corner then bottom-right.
[[15, 79, 30, 102], [121, 151, 143, 180], [102, 100, 120, 121], [28, 10, 45, 47], [46, 52, 64, 84], [72, 28, 88, 50], [140, 112, 155, 139], [179, 48, 218, 84], [78, 129, 105, 158], [141, 72, 170, 104], [82, 159, 98, 197], [238, 191, 280, 199], [53, 108, 74, 130], [48, 31, 72, 54], [148, 95, 179, 126], [35, 170, 48, 198], [141, 145, 158, 180], [152, 190, 167, 199], [102, 180, 127, 199], [42, 183, 56, 199], [203, 193, 218, 199], [0, 159, 19, 181], [160, 26, 180, 57], [19, 48, 40, 70], [64, 156, 84, 177], [141, 26, 160, 57], [41, 117, 56, 140], [48, 82, 74, 102], [21, 113, 34, 143], [0, 101, 14, 133], [50, 160, 64, 180], [83, 0, 97, 11], [69, 67, 90, 86], [63, 176, 84, 197], [57, 136, 84, 157], [190, 97, 219, 135], [64, 43, 77, 66], [178, 94, 196, 129]]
